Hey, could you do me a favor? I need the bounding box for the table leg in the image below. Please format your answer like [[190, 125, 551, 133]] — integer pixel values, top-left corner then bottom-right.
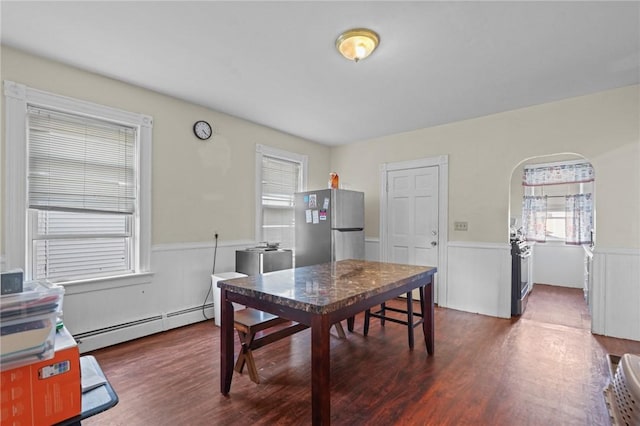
[[311, 314, 331, 425], [347, 316, 355, 332], [422, 277, 435, 355], [220, 289, 235, 395], [407, 290, 414, 350]]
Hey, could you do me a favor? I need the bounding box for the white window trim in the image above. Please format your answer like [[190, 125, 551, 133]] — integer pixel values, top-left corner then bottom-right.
[[3, 80, 153, 287], [255, 144, 308, 243]]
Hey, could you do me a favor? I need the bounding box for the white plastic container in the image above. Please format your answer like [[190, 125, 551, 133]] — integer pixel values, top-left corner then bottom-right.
[[211, 272, 247, 327], [0, 280, 64, 320], [1, 312, 58, 369], [0, 280, 64, 370], [605, 353, 640, 425]]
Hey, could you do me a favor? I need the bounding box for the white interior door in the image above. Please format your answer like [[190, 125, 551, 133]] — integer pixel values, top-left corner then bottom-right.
[[386, 166, 439, 297]]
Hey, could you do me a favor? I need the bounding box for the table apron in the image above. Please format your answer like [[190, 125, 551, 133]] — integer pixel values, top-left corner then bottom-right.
[[223, 273, 434, 327], [225, 292, 313, 324]]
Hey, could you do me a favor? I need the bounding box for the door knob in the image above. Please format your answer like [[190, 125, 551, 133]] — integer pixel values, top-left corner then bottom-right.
[[431, 241, 437, 247]]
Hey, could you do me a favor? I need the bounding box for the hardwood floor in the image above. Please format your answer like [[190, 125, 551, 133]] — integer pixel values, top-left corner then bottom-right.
[[83, 284, 640, 425]]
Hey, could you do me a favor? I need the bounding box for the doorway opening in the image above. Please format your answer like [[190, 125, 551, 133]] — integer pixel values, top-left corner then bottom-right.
[[380, 155, 449, 305], [508, 153, 595, 327]]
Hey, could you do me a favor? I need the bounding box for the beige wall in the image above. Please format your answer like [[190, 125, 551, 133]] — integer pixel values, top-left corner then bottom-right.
[[331, 85, 640, 248], [0, 46, 331, 248], [2, 46, 638, 252]]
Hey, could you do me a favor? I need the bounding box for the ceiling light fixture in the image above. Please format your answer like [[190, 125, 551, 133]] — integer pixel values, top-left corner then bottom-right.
[[335, 28, 380, 62]]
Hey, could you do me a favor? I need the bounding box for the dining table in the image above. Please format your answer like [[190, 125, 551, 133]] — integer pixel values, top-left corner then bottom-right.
[[218, 259, 437, 425]]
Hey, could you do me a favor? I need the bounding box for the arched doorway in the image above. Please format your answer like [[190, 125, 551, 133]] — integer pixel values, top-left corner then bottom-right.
[[508, 153, 595, 324]]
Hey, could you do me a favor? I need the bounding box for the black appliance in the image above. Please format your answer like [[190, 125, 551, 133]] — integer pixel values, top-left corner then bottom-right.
[[511, 235, 531, 316]]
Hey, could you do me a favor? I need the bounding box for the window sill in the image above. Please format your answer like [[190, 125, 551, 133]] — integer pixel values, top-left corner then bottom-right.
[[61, 272, 154, 295], [536, 239, 591, 248], [537, 239, 565, 245]]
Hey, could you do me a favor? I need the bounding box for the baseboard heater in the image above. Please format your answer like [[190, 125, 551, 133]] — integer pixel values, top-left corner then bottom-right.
[[73, 303, 214, 340], [73, 315, 164, 340], [167, 303, 212, 318]]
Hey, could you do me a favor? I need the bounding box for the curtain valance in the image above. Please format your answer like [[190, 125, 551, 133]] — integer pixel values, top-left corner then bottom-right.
[[523, 162, 594, 186]]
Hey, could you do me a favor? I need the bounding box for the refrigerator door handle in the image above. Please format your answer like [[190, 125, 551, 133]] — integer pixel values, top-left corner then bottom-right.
[[332, 228, 364, 232]]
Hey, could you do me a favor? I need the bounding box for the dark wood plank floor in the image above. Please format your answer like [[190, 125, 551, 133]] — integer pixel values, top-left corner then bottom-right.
[[83, 284, 640, 425]]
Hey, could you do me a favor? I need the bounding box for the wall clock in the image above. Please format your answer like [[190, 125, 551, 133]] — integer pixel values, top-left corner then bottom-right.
[[193, 120, 212, 140]]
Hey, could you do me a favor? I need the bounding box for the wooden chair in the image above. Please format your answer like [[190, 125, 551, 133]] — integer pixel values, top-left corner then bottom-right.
[[233, 309, 347, 383], [363, 287, 425, 349]]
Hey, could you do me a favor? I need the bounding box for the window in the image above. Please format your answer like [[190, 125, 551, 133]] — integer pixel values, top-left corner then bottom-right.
[[4, 81, 152, 284], [521, 160, 594, 245], [526, 183, 582, 241], [255, 145, 307, 248]]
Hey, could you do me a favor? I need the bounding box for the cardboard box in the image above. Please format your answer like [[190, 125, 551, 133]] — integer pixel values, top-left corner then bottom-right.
[[0, 328, 81, 426]]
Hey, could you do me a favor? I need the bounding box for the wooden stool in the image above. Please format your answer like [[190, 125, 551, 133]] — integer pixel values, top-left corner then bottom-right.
[[233, 309, 347, 383], [363, 287, 425, 350], [233, 309, 307, 383]]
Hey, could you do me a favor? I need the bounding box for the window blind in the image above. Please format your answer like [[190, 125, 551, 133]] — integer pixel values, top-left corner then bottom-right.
[[261, 155, 301, 248], [261, 156, 300, 207], [28, 106, 136, 214], [34, 236, 131, 281]]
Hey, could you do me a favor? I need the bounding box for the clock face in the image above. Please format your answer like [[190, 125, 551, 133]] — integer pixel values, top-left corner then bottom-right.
[[193, 120, 212, 140]]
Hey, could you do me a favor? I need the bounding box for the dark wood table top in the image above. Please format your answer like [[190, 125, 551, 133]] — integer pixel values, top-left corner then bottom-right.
[[218, 259, 436, 315]]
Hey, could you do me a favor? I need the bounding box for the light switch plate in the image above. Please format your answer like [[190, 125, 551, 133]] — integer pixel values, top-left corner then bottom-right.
[[454, 221, 468, 231]]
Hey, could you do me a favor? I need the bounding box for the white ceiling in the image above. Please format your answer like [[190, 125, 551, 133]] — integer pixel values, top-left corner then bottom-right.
[[2, 1, 638, 146]]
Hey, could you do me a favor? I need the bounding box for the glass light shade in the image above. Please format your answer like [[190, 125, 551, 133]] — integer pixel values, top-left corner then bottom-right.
[[336, 28, 379, 62]]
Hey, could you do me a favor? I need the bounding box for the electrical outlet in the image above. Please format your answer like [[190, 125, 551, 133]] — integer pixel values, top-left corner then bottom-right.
[[454, 221, 468, 231]]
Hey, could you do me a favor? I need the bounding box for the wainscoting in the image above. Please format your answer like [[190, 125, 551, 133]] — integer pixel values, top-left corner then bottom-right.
[[591, 247, 640, 341], [532, 242, 585, 288], [64, 240, 255, 353], [445, 242, 512, 318], [64, 238, 396, 352], [370, 240, 640, 340], [367, 239, 512, 317], [63, 239, 639, 353]]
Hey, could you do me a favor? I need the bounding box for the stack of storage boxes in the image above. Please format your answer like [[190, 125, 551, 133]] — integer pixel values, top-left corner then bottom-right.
[[1, 280, 64, 369], [1, 279, 82, 425]]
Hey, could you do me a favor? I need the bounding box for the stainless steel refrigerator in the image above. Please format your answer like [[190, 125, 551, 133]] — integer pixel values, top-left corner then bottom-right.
[[294, 189, 364, 267]]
